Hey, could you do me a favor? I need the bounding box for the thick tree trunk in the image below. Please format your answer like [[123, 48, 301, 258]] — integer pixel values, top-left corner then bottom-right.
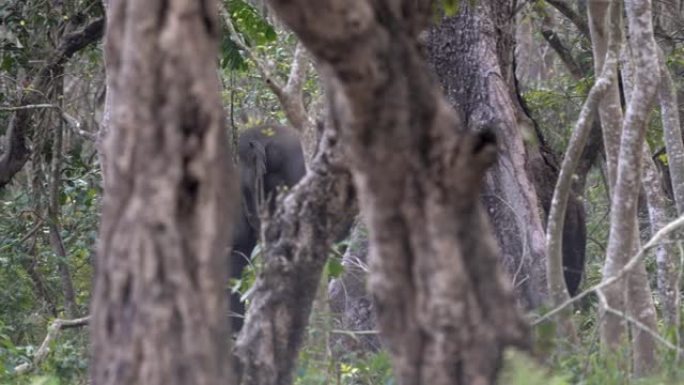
[[427, 0, 549, 309], [233, 123, 356, 385], [90, 1, 236, 385], [268, 1, 528, 384]]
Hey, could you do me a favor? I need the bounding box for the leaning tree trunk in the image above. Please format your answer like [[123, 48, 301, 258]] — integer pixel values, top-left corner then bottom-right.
[[90, 1, 237, 385], [233, 121, 356, 385], [426, 0, 550, 309], [268, 1, 529, 384]]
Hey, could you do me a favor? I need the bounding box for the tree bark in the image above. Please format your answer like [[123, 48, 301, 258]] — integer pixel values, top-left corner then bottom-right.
[[233, 123, 356, 385], [267, 1, 529, 384], [599, 0, 660, 367], [589, 0, 623, 189], [90, 1, 236, 384], [328, 219, 381, 356], [656, 50, 684, 214], [427, 0, 549, 309], [656, 49, 684, 330]]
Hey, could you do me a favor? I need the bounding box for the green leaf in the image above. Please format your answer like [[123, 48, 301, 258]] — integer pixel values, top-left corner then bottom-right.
[[326, 257, 344, 279], [220, 34, 248, 71]]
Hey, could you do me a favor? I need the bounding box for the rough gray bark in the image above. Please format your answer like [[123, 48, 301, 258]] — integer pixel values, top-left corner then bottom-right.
[[427, 0, 549, 309], [90, 1, 236, 384], [600, 0, 660, 364], [267, 1, 529, 384], [233, 122, 356, 385]]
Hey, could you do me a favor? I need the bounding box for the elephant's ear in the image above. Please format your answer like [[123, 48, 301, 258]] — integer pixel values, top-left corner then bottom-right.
[[249, 140, 267, 209]]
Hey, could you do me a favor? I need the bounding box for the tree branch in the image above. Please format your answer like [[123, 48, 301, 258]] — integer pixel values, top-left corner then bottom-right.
[[14, 316, 90, 375], [537, 214, 684, 325], [545, 0, 590, 38], [0, 17, 104, 189]]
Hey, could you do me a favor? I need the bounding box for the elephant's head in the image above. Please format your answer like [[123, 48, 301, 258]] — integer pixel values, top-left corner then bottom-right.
[[239, 140, 267, 230]]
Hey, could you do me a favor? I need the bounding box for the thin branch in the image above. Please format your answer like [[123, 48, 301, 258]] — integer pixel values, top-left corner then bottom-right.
[[536, 214, 684, 325], [284, 43, 309, 96], [0, 104, 60, 112], [219, 3, 286, 99], [14, 316, 90, 375], [539, 25, 585, 79], [598, 293, 683, 354]]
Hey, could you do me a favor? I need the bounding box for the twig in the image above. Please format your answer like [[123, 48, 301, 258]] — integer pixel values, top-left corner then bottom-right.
[[597, 292, 683, 354]]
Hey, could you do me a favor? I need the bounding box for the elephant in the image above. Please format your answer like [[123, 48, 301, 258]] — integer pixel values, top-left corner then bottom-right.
[[230, 124, 306, 331]]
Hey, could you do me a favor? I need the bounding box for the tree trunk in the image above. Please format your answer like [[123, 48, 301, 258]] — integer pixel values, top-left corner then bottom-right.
[[328, 219, 381, 356], [268, 1, 528, 384], [233, 123, 356, 385], [599, 0, 660, 368], [656, 50, 684, 330], [589, 0, 623, 189], [90, 1, 237, 384], [427, 0, 550, 309]]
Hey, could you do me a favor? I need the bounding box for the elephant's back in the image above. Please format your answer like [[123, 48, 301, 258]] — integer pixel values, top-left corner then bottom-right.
[[238, 124, 300, 156]]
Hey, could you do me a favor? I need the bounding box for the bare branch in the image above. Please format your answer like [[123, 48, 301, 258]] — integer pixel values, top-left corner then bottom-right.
[[598, 295, 683, 355], [0, 104, 60, 112], [14, 316, 90, 375], [536, 214, 684, 325]]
